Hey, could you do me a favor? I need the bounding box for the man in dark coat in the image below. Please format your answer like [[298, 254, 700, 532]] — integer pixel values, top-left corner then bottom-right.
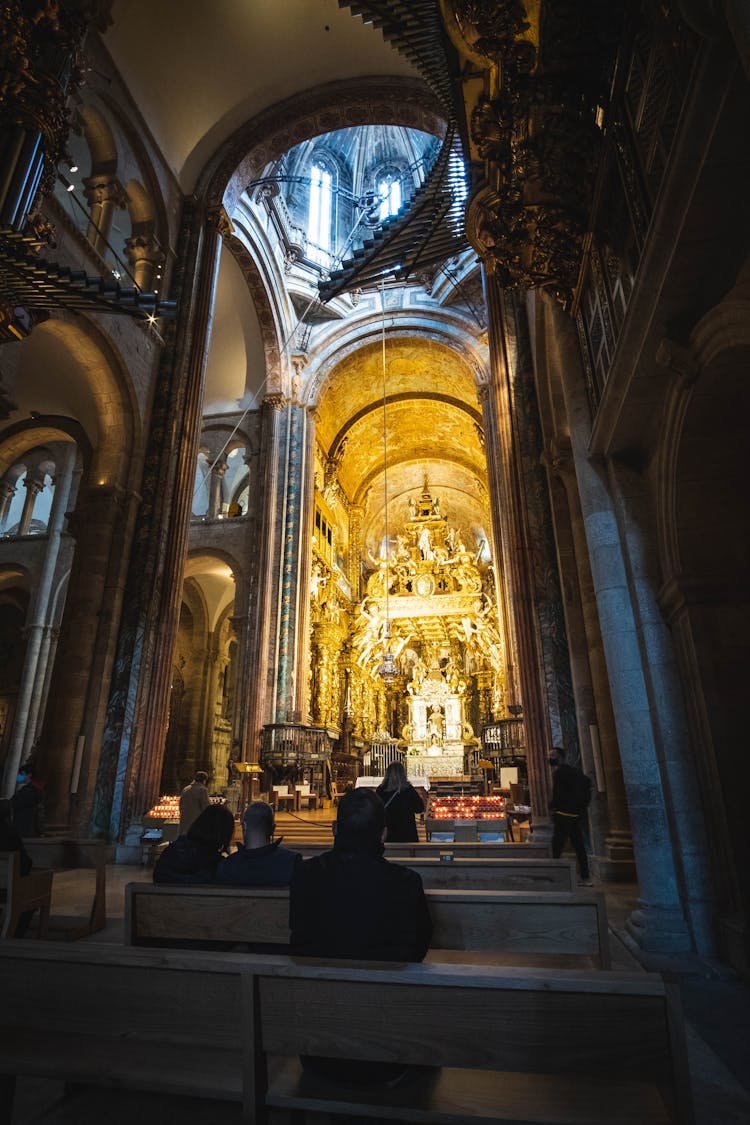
[[10, 765, 44, 837], [290, 786, 432, 962], [549, 746, 592, 884], [290, 786, 432, 1085], [215, 801, 300, 886]]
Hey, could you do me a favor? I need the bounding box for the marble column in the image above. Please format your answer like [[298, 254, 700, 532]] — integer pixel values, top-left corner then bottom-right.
[[275, 403, 310, 721], [243, 394, 285, 759], [482, 276, 579, 823], [90, 200, 222, 848], [208, 457, 228, 519]]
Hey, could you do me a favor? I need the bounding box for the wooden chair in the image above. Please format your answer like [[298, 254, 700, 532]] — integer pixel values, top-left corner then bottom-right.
[[0, 851, 53, 939]]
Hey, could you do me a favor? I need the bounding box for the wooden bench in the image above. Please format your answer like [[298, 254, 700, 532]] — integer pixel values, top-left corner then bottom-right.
[[125, 882, 611, 967], [0, 939, 257, 1121], [388, 856, 577, 892], [249, 959, 693, 1124], [0, 942, 693, 1124], [291, 840, 552, 859], [22, 837, 107, 937], [0, 851, 53, 939]]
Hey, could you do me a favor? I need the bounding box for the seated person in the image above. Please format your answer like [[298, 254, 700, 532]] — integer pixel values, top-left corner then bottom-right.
[[215, 801, 300, 885], [153, 803, 234, 884], [290, 787, 432, 1086]]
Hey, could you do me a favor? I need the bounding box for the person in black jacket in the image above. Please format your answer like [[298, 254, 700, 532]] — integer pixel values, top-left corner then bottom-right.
[[11, 763, 44, 837], [375, 760, 426, 843], [215, 801, 300, 886], [549, 746, 592, 884], [153, 803, 234, 885], [290, 786, 432, 1085]]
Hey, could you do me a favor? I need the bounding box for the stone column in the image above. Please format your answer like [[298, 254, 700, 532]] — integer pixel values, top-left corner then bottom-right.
[[124, 233, 165, 293], [17, 474, 43, 536], [543, 441, 635, 880], [275, 403, 309, 721], [481, 276, 582, 822], [609, 456, 715, 953], [242, 394, 286, 760], [546, 295, 695, 952], [29, 480, 133, 825], [90, 200, 223, 848], [1, 444, 76, 797], [208, 457, 228, 519], [0, 480, 17, 529], [293, 407, 317, 720], [82, 176, 127, 258]]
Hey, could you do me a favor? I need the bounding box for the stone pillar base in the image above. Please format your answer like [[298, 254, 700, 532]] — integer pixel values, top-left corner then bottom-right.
[[626, 900, 693, 953], [594, 831, 637, 882], [115, 819, 148, 865]]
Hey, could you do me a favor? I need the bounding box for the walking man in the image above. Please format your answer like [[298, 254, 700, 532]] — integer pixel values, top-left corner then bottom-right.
[[549, 747, 592, 885]]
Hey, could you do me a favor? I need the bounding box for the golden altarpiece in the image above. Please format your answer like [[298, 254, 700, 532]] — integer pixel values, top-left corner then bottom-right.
[[308, 479, 506, 779]]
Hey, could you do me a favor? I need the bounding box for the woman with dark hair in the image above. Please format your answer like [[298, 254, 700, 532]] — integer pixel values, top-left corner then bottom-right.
[[153, 803, 235, 884], [376, 761, 426, 843]]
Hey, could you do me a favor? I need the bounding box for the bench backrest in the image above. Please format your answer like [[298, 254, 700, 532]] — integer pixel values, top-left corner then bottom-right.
[[288, 841, 551, 859], [0, 850, 19, 894], [388, 856, 576, 891], [0, 942, 693, 1124], [248, 960, 691, 1122], [125, 883, 610, 966]]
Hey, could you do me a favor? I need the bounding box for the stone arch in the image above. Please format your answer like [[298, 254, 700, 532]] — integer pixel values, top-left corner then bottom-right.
[[198, 76, 446, 212], [655, 278, 750, 967], [8, 316, 139, 489]]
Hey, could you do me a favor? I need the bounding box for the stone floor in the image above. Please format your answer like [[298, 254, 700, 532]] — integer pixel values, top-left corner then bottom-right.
[[7, 840, 750, 1123]]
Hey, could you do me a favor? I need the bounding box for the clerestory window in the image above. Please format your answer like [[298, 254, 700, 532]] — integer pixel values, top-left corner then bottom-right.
[[308, 161, 334, 265], [378, 171, 402, 220]]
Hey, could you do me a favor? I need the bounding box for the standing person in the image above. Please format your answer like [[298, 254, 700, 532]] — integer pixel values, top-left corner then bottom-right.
[[179, 770, 209, 835], [549, 746, 592, 885], [153, 803, 235, 885], [290, 787, 432, 1086], [11, 762, 44, 837], [376, 760, 425, 843], [215, 801, 300, 886]]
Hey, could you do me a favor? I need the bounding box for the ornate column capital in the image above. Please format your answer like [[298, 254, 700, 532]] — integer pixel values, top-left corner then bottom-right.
[[206, 205, 235, 240], [540, 436, 574, 480], [262, 392, 287, 412], [82, 176, 127, 210]]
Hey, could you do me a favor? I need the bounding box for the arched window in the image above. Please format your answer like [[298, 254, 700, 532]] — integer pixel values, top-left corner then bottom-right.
[[308, 158, 335, 265], [377, 169, 403, 221]]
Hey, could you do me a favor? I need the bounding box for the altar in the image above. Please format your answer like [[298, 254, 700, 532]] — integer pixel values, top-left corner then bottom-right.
[[403, 659, 469, 778]]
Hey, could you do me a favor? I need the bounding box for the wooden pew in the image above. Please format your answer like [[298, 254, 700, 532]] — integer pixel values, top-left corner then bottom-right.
[[0, 939, 257, 1121], [0, 942, 693, 1124], [249, 959, 694, 1124], [290, 840, 552, 859], [23, 837, 107, 937], [0, 851, 53, 939], [124, 883, 611, 967], [388, 856, 577, 892]]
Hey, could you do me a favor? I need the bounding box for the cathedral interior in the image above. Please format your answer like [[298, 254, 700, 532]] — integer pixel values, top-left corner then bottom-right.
[[0, 0, 749, 1020]]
